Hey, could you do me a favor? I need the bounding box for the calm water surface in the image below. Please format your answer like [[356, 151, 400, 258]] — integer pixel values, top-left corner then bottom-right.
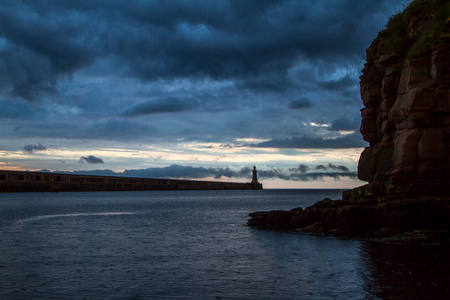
[[0, 189, 448, 299]]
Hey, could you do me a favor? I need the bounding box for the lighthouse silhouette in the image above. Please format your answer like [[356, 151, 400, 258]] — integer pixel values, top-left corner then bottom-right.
[[250, 165, 262, 189], [251, 165, 258, 184]]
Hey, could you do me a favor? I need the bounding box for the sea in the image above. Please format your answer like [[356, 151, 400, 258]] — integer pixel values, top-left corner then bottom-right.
[[0, 189, 449, 299]]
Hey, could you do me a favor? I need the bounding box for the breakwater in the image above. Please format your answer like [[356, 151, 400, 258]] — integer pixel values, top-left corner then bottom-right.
[[0, 170, 262, 193]]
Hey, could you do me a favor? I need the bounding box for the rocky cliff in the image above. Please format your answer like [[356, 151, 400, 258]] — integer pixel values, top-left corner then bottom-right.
[[248, 0, 450, 239], [353, 0, 450, 199]]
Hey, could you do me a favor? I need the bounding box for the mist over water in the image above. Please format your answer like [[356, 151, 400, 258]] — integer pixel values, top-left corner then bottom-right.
[[0, 190, 448, 299]]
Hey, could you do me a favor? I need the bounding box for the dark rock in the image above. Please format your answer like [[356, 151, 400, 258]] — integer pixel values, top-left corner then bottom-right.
[[248, 197, 450, 239], [248, 2, 450, 242], [297, 222, 324, 234], [357, 5, 450, 197]]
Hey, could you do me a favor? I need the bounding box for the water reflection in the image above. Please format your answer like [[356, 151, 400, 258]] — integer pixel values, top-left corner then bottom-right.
[[360, 242, 450, 299], [248, 229, 367, 299]]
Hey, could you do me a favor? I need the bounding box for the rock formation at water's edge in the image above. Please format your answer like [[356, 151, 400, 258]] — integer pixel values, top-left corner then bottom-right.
[[248, 0, 450, 240]]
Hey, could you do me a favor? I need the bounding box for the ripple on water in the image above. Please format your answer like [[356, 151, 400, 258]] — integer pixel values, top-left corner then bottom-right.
[[0, 190, 448, 299]]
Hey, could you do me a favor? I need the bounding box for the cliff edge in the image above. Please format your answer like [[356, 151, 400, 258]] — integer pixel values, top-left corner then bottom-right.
[[248, 0, 450, 239], [351, 0, 450, 199]]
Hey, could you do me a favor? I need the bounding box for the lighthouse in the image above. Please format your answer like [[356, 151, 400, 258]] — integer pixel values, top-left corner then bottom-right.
[[251, 165, 258, 184], [247, 166, 262, 189]]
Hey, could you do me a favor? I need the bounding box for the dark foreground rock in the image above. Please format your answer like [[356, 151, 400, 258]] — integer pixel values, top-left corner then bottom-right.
[[247, 197, 450, 240]]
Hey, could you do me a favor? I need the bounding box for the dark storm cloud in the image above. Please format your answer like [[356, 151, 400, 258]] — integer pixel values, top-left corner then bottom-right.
[[316, 165, 327, 171], [54, 163, 355, 182], [23, 143, 47, 154], [289, 164, 309, 174], [257, 170, 357, 181], [54, 169, 118, 177], [329, 117, 360, 131], [121, 98, 197, 117], [0, 0, 403, 100], [288, 97, 313, 109], [57, 165, 249, 180], [79, 155, 104, 164], [0, 1, 98, 100], [85, 119, 158, 141], [253, 132, 366, 149], [0, 99, 38, 119], [123, 165, 244, 179], [315, 163, 350, 172], [237, 75, 298, 94], [318, 75, 357, 92]]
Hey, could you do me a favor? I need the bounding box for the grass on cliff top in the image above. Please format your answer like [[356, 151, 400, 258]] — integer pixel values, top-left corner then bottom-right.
[[378, 0, 450, 59]]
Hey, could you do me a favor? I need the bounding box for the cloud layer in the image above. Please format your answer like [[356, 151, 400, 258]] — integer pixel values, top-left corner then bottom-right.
[[50, 163, 356, 182], [79, 155, 104, 164], [0, 0, 403, 186], [0, 0, 402, 144], [23, 143, 47, 154], [253, 133, 365, 149], [0, 0, 401, 99]]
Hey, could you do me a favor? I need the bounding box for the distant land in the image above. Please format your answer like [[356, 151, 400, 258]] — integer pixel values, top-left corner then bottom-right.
[[0, 169, 262, 193]]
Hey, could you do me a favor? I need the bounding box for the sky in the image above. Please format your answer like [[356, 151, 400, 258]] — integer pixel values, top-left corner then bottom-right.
[[0, 0, 405, 188]]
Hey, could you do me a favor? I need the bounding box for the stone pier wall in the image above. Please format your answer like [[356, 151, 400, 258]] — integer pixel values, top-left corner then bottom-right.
[[0, 170, 262, 193]]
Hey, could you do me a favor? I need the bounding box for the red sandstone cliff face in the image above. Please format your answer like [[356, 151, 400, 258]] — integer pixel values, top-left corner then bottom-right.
[[248, 2, 450, 238], [357, 3, 450, 197]]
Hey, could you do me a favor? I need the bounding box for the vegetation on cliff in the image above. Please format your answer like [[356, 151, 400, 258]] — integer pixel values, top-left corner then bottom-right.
[[377, 0, 450, 59], [358, 0, 450, 197], [248, 0, 450, 241]]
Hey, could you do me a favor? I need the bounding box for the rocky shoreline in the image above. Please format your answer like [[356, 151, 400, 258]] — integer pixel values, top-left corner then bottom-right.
[[247, 196, 450, 242]]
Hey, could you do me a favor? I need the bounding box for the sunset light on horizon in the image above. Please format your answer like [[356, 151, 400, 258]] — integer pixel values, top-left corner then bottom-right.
[[0, 0, 406, 188]]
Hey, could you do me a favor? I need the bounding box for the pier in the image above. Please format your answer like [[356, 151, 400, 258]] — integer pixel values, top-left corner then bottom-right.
[[0, 169, 263, 193]]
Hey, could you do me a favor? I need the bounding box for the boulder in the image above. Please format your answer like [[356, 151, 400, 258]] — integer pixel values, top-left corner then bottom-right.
[[336, 205, 378, 236], [434, 89, 450, 113], [398, 58, 432, 94], [380, 98, 396, 113], [406, 87, 437, 112], [360, 107, 378, 144], [361, 75, 384, 107], [380, 119, 394, 136], [418, 163, 447, 178], [418, 128, 447, 163], [379, 53, 401, 67], [381, 76, 398, 99], [389, 88, 436, 124], [358, 141, 393, 181], [431, 49, 450, 84], [392, 129, 423, 166], [406, 112, 435, 128], [389, 94, 409, 123]]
